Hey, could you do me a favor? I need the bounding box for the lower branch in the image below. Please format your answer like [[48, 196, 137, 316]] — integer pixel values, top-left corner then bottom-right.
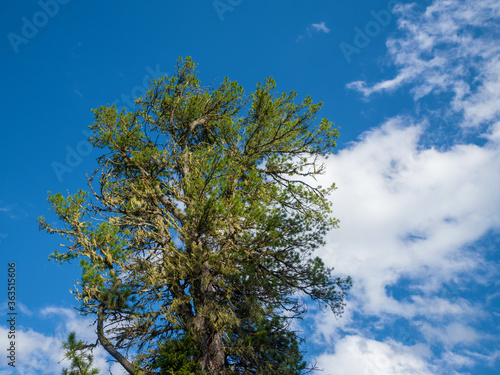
[[97, 305, 145, 375]]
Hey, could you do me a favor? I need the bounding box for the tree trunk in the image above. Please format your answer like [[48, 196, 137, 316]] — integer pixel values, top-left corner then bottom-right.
[[196, 323, 225, 373], [193, 261, 226, 373]]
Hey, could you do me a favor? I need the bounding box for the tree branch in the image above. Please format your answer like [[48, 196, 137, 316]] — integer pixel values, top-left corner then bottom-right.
[[97, 305, 144, 375]]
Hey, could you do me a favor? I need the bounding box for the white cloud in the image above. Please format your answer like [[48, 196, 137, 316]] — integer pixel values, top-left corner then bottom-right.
[[320, 5, 500, 363], [1, 326, 62, 375], [346, 0, 500, 128], [440, 350, 476, 368], [0, 307, 127, 375], [464, 349, 500, 367], [297, 21, 331, 42], [418, 322, 486, 347], [40, 306, 98, 342], [311, 22, 330, 34], [305, 112, 500, 371], [317, 116, 500, 313], [314, 335, 436, 375], [17, 302, 33, 317]]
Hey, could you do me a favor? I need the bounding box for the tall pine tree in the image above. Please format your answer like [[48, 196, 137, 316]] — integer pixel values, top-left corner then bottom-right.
[[40, 57, 351, 374]]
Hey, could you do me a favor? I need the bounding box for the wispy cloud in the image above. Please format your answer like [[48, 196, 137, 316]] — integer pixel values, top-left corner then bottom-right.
[[0, 202, 29, 220], [346, 0, 500, 128], [311, 22, 330, 34], [297, 21, 331, 42]]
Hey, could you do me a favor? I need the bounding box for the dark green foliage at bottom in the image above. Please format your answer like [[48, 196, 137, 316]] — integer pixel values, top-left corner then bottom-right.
[[226, 316, 308, 374], [150, 335, 202, 374]]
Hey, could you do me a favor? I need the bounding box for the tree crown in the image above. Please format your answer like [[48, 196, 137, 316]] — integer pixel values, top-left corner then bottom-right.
[[40, 57, 351, 375]]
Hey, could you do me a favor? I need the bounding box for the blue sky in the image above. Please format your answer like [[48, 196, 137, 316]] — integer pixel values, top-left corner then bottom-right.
[[1, 0, 499, 374]]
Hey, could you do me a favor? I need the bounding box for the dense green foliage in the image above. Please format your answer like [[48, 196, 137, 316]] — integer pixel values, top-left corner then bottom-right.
[[41, 57, 351, 374]]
